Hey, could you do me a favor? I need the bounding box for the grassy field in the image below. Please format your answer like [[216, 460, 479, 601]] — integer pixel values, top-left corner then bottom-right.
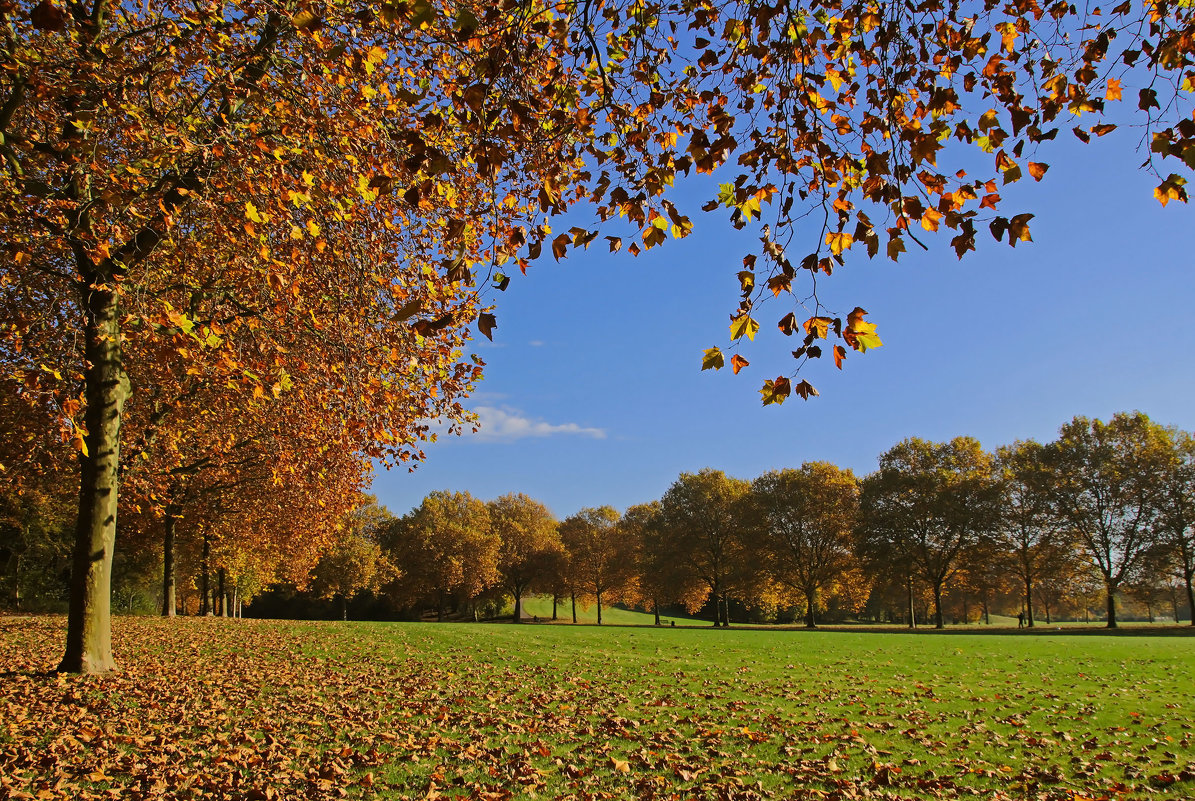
[[1, 616, 1192, 800]]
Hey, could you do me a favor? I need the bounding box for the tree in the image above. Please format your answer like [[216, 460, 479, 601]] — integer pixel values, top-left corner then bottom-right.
[[558, 506, 634, 626], [746, 463, 859, 628], [385, 491, 497, 620], [8, 0, 1195, 671], [489, 493, 561, 623], [310, 498, 395, 620], [993, 440, 1070, 627], [1156, 427, 1195, 626], [1052, 413, 1170, 628], [658, 469, 753, 627], [857, 438, 998, 629]]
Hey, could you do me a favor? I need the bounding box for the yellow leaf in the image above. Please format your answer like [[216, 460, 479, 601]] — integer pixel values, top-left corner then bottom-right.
[[701, 347, 725, 371], [729, 313, 760, 341], [244, 201, 266, 224], [825, 231, 853, 256]]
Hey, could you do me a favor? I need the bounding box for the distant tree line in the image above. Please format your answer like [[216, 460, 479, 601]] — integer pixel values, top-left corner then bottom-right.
[[255, 411, 1195, 629], [5, 411, 1193, 629]]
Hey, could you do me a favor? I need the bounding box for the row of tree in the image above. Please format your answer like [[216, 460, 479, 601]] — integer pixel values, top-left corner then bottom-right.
[[279, 411, 1193, 630], [5, 0, 1194, 672]]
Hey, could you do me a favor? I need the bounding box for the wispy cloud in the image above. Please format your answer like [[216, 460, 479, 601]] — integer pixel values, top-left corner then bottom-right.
[[471, 406, 606, 441]]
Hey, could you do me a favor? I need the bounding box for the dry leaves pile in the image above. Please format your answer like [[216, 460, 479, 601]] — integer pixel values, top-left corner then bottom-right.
[[2, 616, 1192, 800]]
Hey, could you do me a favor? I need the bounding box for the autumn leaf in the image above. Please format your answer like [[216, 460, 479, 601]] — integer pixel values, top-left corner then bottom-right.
[[729, 313, 759, 342], [760, 376, 791, 405], [825, 231, 853, 256], [701, 347, 725, 371], [803, 317, 832, 339], [730, 354, 749, 374], [478, 313, 496, 341]]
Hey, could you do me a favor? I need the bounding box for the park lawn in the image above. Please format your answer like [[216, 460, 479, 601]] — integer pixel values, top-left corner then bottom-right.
[[516, 595, 702, 626], [1, 616, 1192, 800]]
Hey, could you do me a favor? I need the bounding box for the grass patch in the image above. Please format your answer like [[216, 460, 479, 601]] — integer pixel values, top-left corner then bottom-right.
[[1, 615, 1192, 799]]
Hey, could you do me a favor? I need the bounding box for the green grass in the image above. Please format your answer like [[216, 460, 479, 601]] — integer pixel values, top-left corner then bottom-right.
[[516, 595, 702, 625], [2, 616, 1193, 800]]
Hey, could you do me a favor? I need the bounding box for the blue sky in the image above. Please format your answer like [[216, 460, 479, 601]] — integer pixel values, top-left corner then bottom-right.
[[372, 128, 1195, 520]]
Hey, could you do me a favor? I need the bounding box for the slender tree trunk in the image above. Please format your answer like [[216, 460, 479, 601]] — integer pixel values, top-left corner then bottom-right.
[[341, 594, 347, 621], [982, 591, 990, 625], [932, 583, 945, 629], [1105, 581, 1118, 628], [217, 568, 226, 617], [59, 286, 127, 674], [721, 593, 731, 627], [653, 598, 660, 626], [1024, 576, 1035, 628], [199, 532, 211, 616], [570, 592, 576, 624], [1184, 568, 1195, 626], [437, 590, 445, 622], [552, 595, 558, 620], [513, 589, 522, 623], [161, 501, 179, 617], [805, 587, 817, 628], [1146, 601, 1154, 624], [596, 590, 603, 625], [962, 593, 969, 625], [906, 576, 917, 629], [233, 586, 240, 619]]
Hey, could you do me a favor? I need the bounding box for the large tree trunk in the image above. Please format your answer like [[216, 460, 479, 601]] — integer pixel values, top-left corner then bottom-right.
[[805, 587, 817, 628], [981, 590, 990, 625], [199, 532, 211, 616], [59, 286, 127, 674], [906, 576, 917, 629], [653, 598, 660, 626], [552, 595, 558, 621], [596, 590, 603, 626], [512, 589, 522, 623], [1024, 576, 1035, 628], [1105, 581, 1118, 628], [160, 500, 179, 617], [932, 582, 945, 629], [570, 592, 576, 624], [1184, 567, 1194, 626]]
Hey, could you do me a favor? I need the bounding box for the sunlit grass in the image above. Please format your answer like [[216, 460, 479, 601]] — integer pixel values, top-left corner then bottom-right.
[[2, 616, 1192, 799]]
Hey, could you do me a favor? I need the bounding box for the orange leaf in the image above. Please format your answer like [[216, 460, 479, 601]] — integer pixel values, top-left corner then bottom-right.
[[730, 354, 749, 374]]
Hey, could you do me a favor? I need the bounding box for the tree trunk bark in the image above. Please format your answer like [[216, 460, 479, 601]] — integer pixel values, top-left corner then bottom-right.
[[200, 531, 211, 616], [982, 591, 990, 625], [552, 595, 558, 621], [1105, 582, 1118, 628], [1024, 576, 1035, 628], [570, 592, 576, 624], [513, 590, 522, 623], [1184, 568, 1195, 626], [805, 588, 817, 628], [932, 582, 945, 629], [161, 500, 179, 617], [341, 594, 347, 621], [906, 576, 916, 629], [653, 598, 660, 626], [217, 568, 226, 617], [596, 590, 603, 625], [59, 285, 127, 674]]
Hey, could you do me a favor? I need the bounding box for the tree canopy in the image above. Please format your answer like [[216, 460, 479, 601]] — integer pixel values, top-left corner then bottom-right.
[[4, 0, 1195, 669]]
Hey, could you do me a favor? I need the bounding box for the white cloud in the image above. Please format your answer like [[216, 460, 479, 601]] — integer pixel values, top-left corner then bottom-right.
[[471, 406, 605, 441], [528, 340, 545, 347]]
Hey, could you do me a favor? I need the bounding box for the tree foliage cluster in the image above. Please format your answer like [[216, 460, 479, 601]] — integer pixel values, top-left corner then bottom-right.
[[277, 411, 1195, 629]]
